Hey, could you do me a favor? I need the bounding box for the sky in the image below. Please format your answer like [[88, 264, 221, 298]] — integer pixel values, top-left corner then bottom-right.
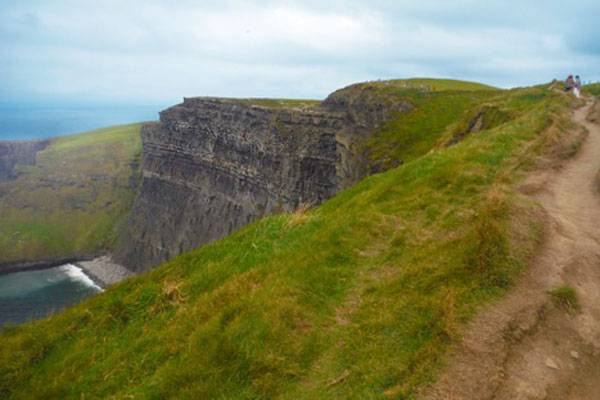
[[0, 0, 599, 105]]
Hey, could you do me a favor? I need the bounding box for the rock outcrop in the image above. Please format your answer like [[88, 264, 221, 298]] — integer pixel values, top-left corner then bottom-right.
[[76, 256, 133, 287], [0, 140, 49, 181], [116, 86, 411, 272]]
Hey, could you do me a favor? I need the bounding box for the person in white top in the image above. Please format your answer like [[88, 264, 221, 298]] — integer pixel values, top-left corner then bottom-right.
[[574, 75, 582, 98]]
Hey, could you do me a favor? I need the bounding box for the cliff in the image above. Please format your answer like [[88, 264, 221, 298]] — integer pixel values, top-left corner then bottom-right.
[[116, 88, 410, 271], [0, 140, 49, 181], [0, 125, 141, 265]]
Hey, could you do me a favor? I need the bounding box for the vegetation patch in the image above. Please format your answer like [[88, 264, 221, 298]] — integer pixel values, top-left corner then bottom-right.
[[586, 100, 600, 124], [361, 89, 495, 172], [239, 98, 321, 109], [286, 203, 312, 229], [366, 78, 498, 92], [444, 104, 512, 146], [516, 101, 584, 175], [583, 83, 600, 97], [549, 285, 581, 315], [361, 85, 553, 178]]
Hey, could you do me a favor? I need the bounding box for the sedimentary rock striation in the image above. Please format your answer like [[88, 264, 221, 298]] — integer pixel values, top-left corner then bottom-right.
[[116, 86, 411, 272]]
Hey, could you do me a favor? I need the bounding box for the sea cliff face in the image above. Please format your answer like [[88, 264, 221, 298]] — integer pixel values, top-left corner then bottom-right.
[[116, 87, 411, 272]]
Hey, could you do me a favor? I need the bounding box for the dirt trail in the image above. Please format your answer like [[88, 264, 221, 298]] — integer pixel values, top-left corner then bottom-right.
[[422, 101, 600, 400]]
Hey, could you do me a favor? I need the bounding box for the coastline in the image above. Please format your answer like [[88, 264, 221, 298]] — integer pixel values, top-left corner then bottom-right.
[[0, 254, 100, 275], [0, 254, 133, 289], [75, 256, 133, 287]]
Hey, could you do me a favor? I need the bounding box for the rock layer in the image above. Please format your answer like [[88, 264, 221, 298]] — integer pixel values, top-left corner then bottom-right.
[[117, 89, 410, 272]]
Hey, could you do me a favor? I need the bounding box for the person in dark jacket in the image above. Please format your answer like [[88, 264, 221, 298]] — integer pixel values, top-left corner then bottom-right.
[[565, 75, 575, 92]]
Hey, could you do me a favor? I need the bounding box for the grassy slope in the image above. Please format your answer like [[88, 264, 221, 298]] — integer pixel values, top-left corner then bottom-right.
[[584, 83, 600, 97], [322, 79, 500, 174], [0, 124, 142, 263], [364, 91, 498, 168], [0, 85, 576, 399]]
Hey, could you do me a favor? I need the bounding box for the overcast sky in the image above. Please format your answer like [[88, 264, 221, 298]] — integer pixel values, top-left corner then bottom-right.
[[1, 0, 599, 105]]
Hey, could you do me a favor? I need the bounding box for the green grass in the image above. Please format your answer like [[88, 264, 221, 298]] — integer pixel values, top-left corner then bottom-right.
[[234, 78, 496, 110], [583, 83, 600, 97], [549, 285, 580, 314], [319, 79, 502, 173], [0, 86, 576, 399], [0, 123, 142, 263], [367, 78, 498, 92], [362, 90, 495, 168], [239, 98, 321, 109], [356, 80, 517, 171]]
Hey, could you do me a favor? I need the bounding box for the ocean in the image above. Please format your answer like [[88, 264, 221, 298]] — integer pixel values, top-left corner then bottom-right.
[[0, 265, 102, 327], [0, 103, 163, 141]]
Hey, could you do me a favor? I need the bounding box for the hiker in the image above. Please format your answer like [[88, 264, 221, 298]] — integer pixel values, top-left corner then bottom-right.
[[574, 75, 582, 98], [565, 75, 575, 92]]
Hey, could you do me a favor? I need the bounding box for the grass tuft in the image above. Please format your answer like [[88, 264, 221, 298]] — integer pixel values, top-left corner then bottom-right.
[[549, 285, 580, 314], [163, 280, 186, 306], [286, 203, 313, 229]]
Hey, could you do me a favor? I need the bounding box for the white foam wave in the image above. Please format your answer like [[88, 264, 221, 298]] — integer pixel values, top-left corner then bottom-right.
[[59, 264, 103, 291]]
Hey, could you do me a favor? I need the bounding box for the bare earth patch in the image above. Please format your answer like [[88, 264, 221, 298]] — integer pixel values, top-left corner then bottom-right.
[[421, 101, 600, 400]]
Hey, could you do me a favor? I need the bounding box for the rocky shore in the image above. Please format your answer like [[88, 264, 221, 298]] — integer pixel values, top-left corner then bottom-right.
[[75, 256, 133, 287]]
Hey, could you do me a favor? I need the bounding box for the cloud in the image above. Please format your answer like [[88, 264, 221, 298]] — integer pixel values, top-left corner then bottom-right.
[[0, 0, 598, 104]]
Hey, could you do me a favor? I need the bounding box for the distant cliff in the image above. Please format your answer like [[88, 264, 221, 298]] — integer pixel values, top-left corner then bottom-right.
[[0, 140, 49, 181], [116, 85, 411, 271], [0, 125, 141, 266]]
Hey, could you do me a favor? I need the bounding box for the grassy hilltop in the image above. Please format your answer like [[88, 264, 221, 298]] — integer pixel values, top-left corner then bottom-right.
[[0, 80, 581, 399], [0, 124, 141, 264], [350, 79, 500, 168]]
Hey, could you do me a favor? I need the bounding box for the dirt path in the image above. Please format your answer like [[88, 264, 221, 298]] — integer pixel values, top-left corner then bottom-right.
[[422, 101, 600, 400]]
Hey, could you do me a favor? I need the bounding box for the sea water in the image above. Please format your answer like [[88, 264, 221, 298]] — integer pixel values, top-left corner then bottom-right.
[[0, 264, 102, 327], [0, 103, 163, 140]]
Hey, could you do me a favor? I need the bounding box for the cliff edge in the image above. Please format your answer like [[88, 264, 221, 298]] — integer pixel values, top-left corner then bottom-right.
[[116, 89, 409, 271]]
